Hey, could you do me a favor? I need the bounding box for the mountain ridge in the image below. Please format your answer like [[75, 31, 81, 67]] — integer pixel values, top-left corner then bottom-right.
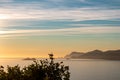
[[65, 50, 120, 60]]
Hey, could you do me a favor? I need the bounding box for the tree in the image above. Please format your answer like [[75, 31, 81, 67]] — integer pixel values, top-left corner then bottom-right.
[[0, 54, 70, 80]]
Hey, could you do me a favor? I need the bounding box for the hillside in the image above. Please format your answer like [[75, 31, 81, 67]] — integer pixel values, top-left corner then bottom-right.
[[65, 50, 120, 60], [65, 52, 84, 58]]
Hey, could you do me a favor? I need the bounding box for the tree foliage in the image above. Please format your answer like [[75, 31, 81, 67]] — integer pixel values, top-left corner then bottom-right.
[[0, 54, 70, 80]]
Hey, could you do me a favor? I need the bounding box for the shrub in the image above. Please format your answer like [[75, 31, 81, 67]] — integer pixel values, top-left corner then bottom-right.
[[0, 54, 70, 80]]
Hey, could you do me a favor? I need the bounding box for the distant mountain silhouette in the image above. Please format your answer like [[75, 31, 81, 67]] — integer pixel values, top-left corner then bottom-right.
[[65, 50, 120, 60], [65, 52, 84, 58]]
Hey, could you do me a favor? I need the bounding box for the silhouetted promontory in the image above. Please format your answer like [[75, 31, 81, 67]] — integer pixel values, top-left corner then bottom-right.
[[65, 50, 120, 60]]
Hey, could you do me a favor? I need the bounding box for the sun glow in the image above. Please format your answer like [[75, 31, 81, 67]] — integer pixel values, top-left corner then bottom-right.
[[0, 14, 10, 19], [0, 31, 6, 34]]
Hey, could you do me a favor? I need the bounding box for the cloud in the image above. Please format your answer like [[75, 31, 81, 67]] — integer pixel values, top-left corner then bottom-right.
[[49, 0, 87, 3], [0, 7, 120, 21], [0, 0, 13, 2], [0, 0, 120, 38], [1, 26, 120, 38], [77, 0, 88, 3], [0, 0, 119, 22]]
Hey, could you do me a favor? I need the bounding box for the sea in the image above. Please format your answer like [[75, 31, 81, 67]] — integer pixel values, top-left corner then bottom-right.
[[0, 58, 120, 80]]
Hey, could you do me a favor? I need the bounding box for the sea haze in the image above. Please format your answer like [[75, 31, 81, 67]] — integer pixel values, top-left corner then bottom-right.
[[0, 58, 120, 80]]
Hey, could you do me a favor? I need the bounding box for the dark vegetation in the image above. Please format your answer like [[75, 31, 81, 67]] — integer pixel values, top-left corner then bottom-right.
[[0, 54, 70, 80]]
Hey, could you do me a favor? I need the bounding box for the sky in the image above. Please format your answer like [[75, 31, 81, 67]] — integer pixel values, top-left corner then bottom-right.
[[0, 0, 120, 58]]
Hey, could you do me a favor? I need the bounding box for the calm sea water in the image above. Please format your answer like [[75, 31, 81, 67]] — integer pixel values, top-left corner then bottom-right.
[[0, 58, 120, 80]]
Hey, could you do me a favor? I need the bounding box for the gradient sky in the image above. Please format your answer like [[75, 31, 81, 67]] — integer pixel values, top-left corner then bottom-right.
[[0, 0, 120, 58]]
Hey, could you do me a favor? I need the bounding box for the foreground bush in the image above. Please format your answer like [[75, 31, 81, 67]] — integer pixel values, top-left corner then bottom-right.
[[0, 54, 70, 80]]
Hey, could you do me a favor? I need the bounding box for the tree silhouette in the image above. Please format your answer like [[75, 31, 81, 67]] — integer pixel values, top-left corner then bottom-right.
[[0, 54, 70, 80]]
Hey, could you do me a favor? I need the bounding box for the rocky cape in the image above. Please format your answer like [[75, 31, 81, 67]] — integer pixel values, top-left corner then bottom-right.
[[65, 50, 120, 60]]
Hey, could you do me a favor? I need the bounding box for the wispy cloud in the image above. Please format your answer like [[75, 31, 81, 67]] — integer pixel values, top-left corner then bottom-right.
[[0, 0, 120, 38], [1, 27, 120, 38], [0, 0, 13, 2], [0, 7, 120, 21], [0, 0, 119, 22]]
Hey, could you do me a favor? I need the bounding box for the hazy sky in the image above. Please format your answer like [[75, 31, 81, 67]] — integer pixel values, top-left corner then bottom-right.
[[0, 0, 120, 58]]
